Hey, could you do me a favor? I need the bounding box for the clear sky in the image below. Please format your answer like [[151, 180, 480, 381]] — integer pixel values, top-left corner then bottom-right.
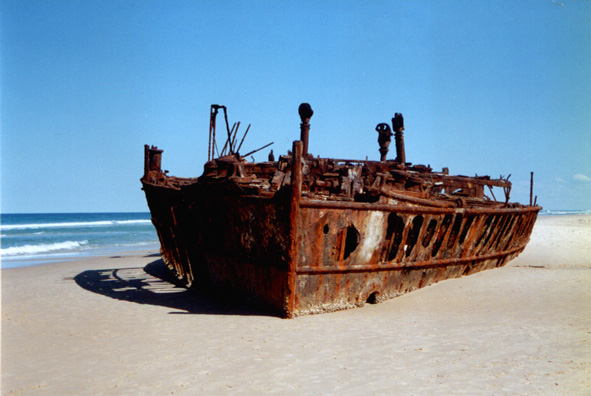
[[1, 0, 589, 213]]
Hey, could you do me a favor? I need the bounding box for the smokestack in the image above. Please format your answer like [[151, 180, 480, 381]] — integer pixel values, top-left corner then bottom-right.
[[392, 113, 405, 164], [298, 103, 313, 156]]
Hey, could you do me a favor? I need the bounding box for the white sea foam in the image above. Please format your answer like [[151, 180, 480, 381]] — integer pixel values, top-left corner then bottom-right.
[[0, 219, 151, 231], [540, 209, 591, 216], [113, 220, 152, 225], [1, 240, 89, 256]]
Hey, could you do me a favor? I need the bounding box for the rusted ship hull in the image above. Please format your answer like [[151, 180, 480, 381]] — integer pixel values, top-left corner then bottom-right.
[[142, 104, 541, 317], [295, 202, 538, 315], [143, 183, 538, 317]]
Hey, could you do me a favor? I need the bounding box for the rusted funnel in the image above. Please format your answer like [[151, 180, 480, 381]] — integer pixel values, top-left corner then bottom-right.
[[392, 113, 405, 164], [299, 103, 313, 156]]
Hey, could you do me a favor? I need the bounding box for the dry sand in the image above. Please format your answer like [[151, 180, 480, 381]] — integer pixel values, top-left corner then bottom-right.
[[1, 215, 590, 395]]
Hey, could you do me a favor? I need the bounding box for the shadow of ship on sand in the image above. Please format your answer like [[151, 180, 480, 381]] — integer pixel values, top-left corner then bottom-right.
[[74, 259, 275, 317]]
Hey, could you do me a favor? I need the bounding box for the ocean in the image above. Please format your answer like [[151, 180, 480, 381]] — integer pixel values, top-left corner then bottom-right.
[[0, 212, 159, 268]]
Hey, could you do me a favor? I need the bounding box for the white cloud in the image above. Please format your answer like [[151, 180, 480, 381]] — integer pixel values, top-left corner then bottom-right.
[[555, 177, 565, 183], [573, 174, 591, 182]]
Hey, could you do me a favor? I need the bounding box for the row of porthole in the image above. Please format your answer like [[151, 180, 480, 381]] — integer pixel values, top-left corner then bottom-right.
[[325, 211, 534, 264], [384, 212, 529, 263]]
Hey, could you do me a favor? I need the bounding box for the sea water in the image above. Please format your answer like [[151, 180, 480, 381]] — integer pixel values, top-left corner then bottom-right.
[[0, 213, 159, 268]]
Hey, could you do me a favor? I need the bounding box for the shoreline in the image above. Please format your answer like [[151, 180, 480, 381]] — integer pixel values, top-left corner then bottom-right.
[[0, 245, 160, 270], [2, 215, 590, 395]]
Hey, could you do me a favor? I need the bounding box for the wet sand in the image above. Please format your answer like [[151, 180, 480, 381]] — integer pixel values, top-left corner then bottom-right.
[[2, 215, 590, 395]]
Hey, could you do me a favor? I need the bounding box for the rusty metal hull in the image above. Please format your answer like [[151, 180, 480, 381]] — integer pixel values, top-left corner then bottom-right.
[[143, 181, 293, 315], [293, 201, 538, 316], [141, 104, 541, 318], [142, 178, 539, 318]]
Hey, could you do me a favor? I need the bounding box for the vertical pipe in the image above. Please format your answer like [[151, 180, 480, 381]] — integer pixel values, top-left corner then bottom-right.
[[143, 145, 150, 178], [298, 103, 313, 157], [395, 130, 406, 164], [392, 113, 405, 164], [208, 108, 213, 162], [212, 114, 217, 158], [300, 123, 309, 156], [530, 172, 534, 206], [209, 106, 219, 160], [285, 140, 303, 318]]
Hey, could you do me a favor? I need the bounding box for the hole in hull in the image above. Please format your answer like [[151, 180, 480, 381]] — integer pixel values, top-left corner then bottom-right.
[[333, 225, 361, 261], [366, 292, 379, 304], [422, 219, 438, 247], [343, 225, 360, 260], [405, 215, 424, 257], [432, 214, 453, 257], [458, 215, 476, 245], [447, 214, 464, 248], [386, 214, 405, 261]]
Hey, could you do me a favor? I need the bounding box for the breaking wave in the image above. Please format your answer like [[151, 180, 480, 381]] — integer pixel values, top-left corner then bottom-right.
[[1, 240, 89, 257], [0, 219, 151, 231], [540, 209, 591, 216]]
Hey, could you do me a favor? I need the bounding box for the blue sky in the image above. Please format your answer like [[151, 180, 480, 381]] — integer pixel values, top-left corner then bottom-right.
[[1, 0, 589, 213]]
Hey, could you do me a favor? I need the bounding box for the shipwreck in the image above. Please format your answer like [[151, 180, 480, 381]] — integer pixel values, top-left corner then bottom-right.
[[141, 103, 541, 318]]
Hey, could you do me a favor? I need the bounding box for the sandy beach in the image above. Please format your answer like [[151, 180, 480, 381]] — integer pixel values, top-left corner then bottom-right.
[[2, 215, 590, 395]]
